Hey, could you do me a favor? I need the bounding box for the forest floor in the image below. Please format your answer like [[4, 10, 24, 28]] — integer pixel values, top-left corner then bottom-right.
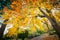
[[31, 33, 60, 40], [2, 33, 60, 40]]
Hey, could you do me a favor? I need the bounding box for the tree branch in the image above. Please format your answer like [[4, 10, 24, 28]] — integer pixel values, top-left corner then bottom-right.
[[38, 7, 60, 37]]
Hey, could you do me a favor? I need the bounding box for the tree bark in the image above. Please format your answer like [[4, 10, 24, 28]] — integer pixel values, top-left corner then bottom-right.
[[38, 7, 60, 37], [0, 23, 6, 39]]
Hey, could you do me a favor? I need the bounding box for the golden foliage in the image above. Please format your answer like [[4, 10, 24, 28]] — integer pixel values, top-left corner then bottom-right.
[[2, 0, 60, 37]]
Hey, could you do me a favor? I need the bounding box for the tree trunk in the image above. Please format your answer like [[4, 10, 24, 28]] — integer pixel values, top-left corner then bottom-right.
[[0, 23, 6, 39], [38, 7, 60, 37]]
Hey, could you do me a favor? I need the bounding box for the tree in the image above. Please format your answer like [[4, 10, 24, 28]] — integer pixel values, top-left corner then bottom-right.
[[38, 7, 60, 37], [0, 23, 6, 39], [0, 0, 60, 39], [0, 0, 12, 39]]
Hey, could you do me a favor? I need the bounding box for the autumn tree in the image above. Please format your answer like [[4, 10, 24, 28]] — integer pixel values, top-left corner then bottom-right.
[[0, 0, 60, 39], [38, 0, 60, 37]]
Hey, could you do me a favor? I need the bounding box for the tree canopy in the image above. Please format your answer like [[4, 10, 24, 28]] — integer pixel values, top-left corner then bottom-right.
[[0, 0, 60, 39]]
